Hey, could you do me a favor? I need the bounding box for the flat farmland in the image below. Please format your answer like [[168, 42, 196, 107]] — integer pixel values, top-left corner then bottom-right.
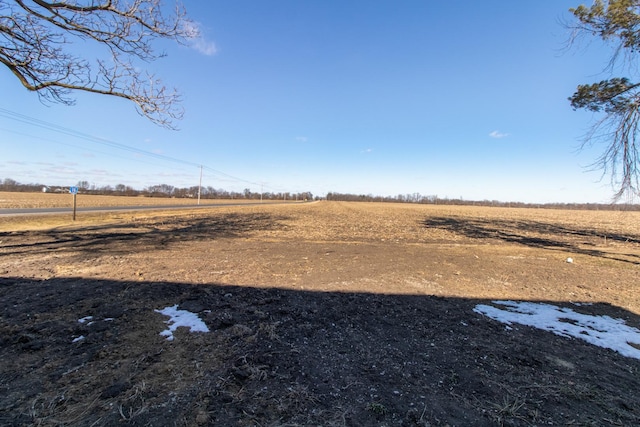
[[0, 191, 261, 209], [1, 198, 639, 426]]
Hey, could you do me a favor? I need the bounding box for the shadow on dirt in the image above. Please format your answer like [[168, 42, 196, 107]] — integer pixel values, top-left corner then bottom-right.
[[0, 212, 288, 256], [423, 216, 640, 265], [2, 276, 639, 426]]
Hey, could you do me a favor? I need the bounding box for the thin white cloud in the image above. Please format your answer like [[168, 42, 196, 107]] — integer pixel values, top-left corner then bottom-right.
[[489, 130, 509, 138], [183, 21, 217, 56], [295, 136, 308, 143], [43, 165, 78, 175], [192, 38, 217, 56], [361, 148, 373, 154], [88, 169, 113, 177], [157, 171, 194, 179]]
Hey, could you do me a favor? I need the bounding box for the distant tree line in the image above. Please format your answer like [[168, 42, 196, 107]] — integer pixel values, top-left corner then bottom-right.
[[1, 178, 313, 202], [2, 178, 638, 210], [325, 191, 640, 211]]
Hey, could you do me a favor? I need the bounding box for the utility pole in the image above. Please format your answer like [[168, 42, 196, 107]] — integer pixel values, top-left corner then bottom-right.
[[197, 165, 202, 205]]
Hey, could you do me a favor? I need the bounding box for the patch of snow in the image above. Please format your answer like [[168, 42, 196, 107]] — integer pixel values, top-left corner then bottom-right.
[[155, 305, 210, 341], [474, 300, 640, 359], [78, 316, 93, 324], [72, 335, 85, 343]]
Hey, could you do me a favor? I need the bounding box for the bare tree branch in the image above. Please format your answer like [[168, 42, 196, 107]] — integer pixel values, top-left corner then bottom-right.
[[580, 99, 640, 199], [567, 0, 640, 200], [0, 0, 195, 128]]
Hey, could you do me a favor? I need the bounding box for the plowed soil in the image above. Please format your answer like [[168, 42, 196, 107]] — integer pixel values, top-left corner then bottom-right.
[[1, 198, 640, 426]]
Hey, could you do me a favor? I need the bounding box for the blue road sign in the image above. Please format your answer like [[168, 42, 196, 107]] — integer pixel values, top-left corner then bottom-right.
[[69, 186, 78, 194]]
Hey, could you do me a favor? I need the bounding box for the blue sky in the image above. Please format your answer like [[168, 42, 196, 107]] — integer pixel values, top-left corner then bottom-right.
[[0, 1, 622, 203]]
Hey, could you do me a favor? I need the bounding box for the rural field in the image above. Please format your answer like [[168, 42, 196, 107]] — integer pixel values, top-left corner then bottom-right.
[[1, 194, 640, 426], [0, 191, 266, 209]]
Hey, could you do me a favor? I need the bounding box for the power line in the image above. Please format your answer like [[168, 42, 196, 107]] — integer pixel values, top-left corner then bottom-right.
[[0, 107, 198, 167], [0, 107, 283, 192], [0, 126, 186, 171]]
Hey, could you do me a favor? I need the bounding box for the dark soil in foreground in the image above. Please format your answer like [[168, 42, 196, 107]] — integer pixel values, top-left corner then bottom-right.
[[2, 277, 640, 427], [1, 201, 640, 426]]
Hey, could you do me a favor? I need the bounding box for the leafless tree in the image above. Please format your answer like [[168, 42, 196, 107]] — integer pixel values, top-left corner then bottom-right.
[[567, 1, 640, 200], [0, 0, 196, 128]]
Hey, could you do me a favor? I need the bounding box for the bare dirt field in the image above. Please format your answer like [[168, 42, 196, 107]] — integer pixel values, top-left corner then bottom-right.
[[1, 196, 640, 426], [0, 192, 197, 209], [0, 191, 265, 209]]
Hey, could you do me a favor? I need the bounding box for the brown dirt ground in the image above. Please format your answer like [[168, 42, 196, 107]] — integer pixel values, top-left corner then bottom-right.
[[0, 192, 266, 209], [1, 199, 640, 426]]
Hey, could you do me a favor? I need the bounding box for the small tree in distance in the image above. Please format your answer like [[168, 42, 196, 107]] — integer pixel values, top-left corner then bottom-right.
[[77, 180, 90, 191], [0, 0, 196, 128], [568, 0, 640, 200]]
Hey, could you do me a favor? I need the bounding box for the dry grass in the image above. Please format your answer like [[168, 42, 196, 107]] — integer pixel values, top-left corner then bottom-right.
[[0, 191, 266, 209], [0, 191, 290, 231]]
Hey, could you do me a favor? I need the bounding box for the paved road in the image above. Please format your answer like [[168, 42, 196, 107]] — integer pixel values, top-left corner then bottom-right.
[[0, 201, 298, 216]]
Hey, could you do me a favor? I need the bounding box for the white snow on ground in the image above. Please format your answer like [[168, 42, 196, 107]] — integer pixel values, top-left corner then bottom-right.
[[474, 300, 640, 359], [78, 316, 93, 324], [155, 305, 210, 341]]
